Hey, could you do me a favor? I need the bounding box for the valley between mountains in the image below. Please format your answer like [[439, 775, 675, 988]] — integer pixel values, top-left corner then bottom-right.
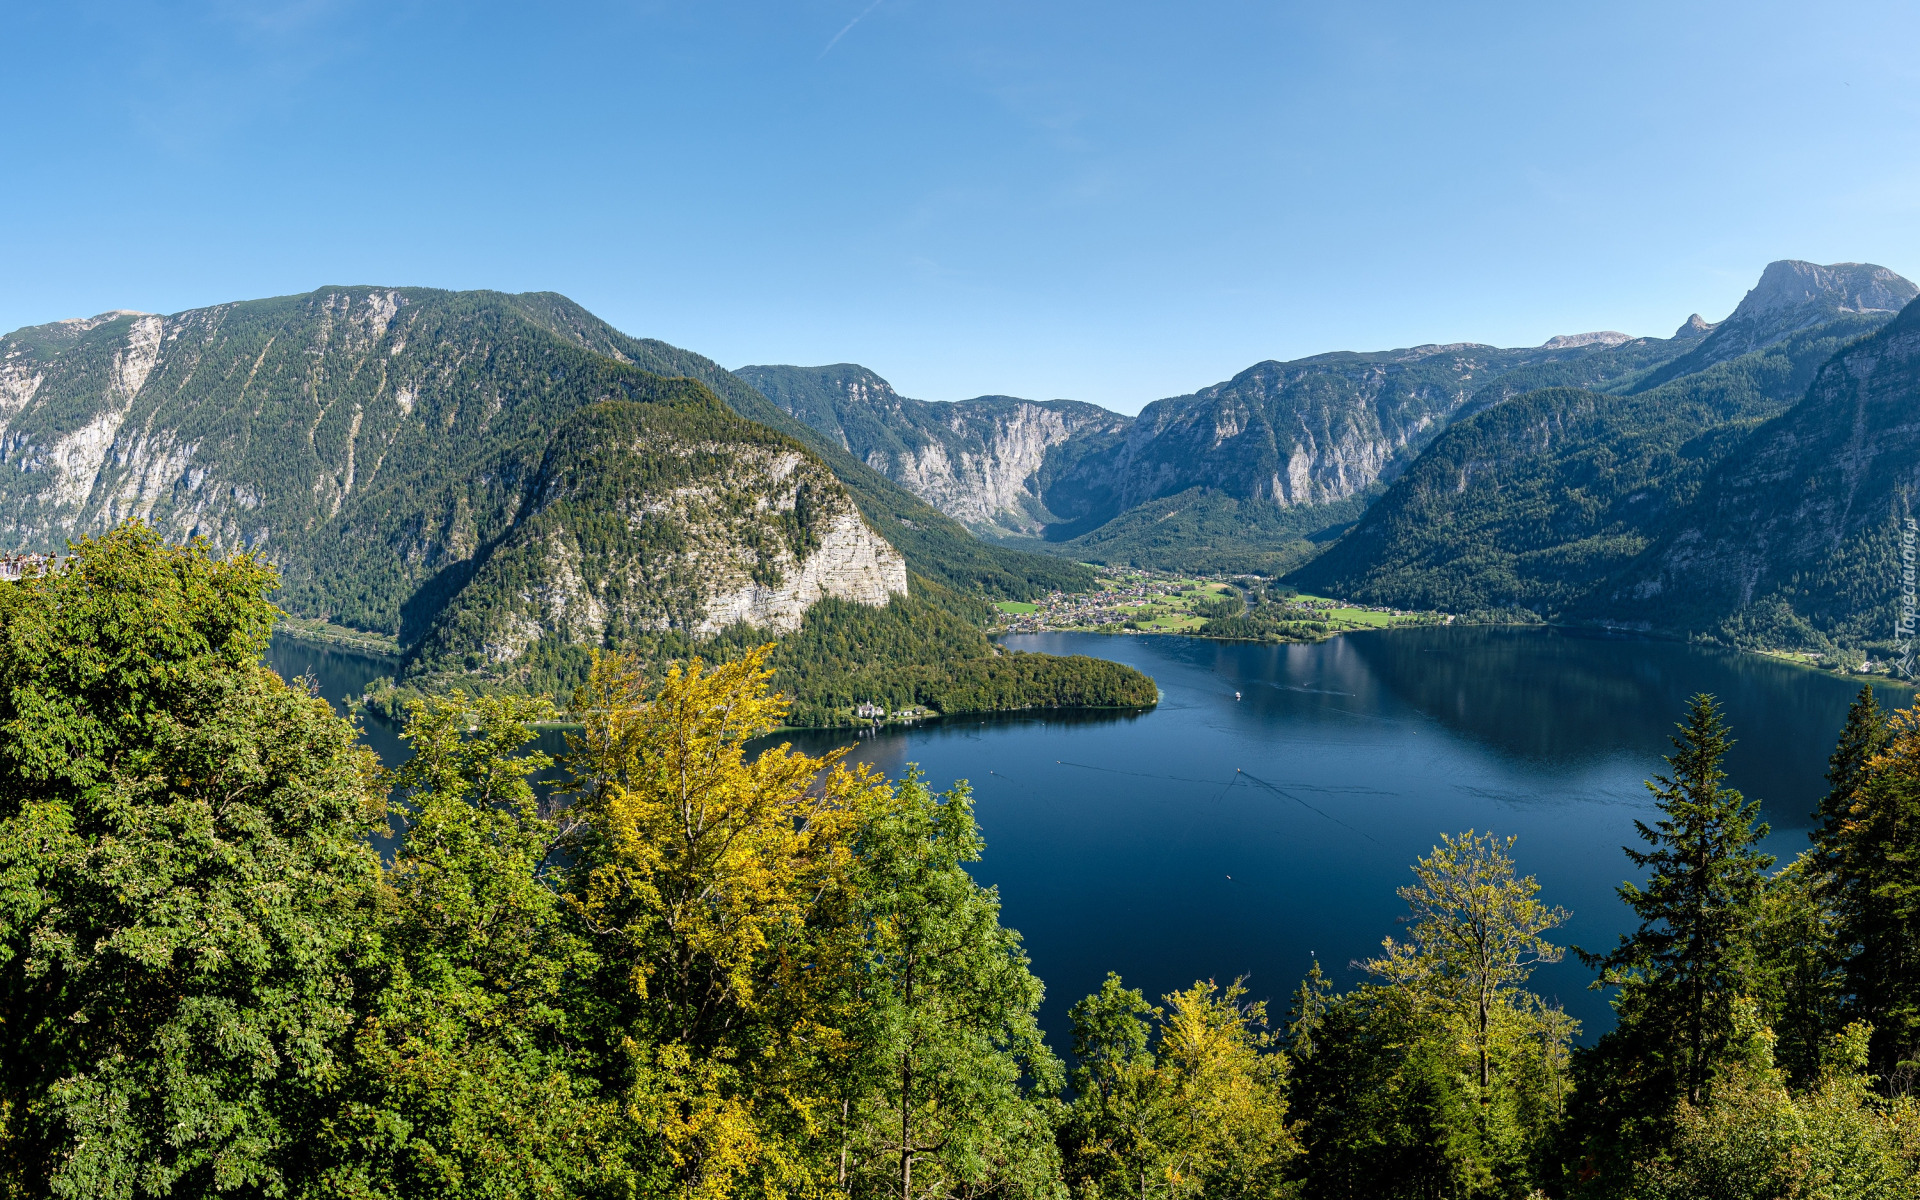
[[3, 257, 1916, 722], [746, 259, 1920, 672]]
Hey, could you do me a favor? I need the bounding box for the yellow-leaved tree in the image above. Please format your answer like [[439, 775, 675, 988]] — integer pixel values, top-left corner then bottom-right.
[[567, 645, 891, 1199], [1062, 974, 1297, 1199]]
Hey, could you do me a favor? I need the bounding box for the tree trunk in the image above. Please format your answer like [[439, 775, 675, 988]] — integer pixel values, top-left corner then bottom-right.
[[900, 953, 915, 1200], [1479, 991, 1490, 1098]]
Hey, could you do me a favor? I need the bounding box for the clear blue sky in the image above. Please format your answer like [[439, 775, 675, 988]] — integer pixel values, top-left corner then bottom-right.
[[6, 1, 1917, 412]]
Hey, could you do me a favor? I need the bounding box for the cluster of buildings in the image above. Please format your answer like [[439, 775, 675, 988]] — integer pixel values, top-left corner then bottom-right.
[[996, 576, 1202, 634], [851, 701, 932, 724]]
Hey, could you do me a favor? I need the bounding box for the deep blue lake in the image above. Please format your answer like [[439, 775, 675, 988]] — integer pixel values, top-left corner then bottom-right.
[[266, 625, 1900, 1050]]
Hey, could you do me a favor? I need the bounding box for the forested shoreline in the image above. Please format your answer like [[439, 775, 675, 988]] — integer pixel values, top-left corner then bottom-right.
[[5, 527, 1920, 1199], [355, 578, 1159, 730]]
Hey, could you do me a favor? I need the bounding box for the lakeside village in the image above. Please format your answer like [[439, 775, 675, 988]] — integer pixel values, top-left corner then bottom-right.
[[988, 569, 1433, 637]]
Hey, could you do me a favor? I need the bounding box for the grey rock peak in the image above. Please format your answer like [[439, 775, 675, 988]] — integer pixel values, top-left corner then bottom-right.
[[1541, 331, 1633, 350], [1632, 260, 1918, 390], [1729, 260, 1916, 322], [1672, 314, 1716, 339]]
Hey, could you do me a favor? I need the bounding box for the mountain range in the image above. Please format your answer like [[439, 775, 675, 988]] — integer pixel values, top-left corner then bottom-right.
[[746, 259, 1919, 654], [6, 256, 1915, 699], [742, 300, 1734, 575]]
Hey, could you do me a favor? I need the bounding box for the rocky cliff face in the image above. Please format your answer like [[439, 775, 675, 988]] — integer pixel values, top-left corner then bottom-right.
[[1036, 336, 1691, 538], [0, 289, 906, 671], [734, 364, 1130, 536], [409, 397, 907, 672], [702, 509, 907, 632]]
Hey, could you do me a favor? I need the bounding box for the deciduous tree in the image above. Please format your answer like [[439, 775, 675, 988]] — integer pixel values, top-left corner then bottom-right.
[[848, 772, 1064, 1200], [0, 524, 382, 1198]]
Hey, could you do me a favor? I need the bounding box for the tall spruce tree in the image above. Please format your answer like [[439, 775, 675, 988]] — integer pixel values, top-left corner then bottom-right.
[[1763, 684, 1892, 1088], [1585, 694, 1774, 1106], [1813, 685, 1889, 874], [1826, 705, 1920, 1084]]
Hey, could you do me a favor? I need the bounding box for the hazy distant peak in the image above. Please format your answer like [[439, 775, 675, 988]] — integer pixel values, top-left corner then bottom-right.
[[1726, 260, 1916, 324], [1391, 342, 1495, 362], [1541, 331, 1632, 350], [1672, 314, 1716, 339], [59, 310, 153, 330]]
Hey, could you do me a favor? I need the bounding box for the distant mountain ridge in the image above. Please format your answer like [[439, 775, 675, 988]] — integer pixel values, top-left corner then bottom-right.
[[1292, 260, 1920, 653], [744, 260, 1916, 592], [733, 364, 1129, 537], [746, 324, 1699, 574]]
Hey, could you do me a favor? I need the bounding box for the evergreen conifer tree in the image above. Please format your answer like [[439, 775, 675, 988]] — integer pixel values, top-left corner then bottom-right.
[[1585, 694, 1774, 1107], [1813, 685, 1888, 875], [1826, 705, 1920, 1084]]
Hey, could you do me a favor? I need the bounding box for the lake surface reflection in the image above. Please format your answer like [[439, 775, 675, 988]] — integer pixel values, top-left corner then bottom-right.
[[267, 626, 1904, 1048]]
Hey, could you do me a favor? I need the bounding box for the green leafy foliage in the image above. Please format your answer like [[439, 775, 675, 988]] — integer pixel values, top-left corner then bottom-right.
[[1285, 838, 1576, 1198], [0, 525, 382, 1198], [313, 691, 628, 1199], [1061, 974, 1297, 1199], [845, 772, 1066, 1199]]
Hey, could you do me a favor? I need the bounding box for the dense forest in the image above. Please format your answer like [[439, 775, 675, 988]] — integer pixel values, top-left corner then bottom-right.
[[371, 571, 1159, 728], [6, 527, 1920, 1199]]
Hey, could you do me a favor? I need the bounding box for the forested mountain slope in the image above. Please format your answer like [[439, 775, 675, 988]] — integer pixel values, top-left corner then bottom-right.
[[736, 362, 1130, 537], [1292, 305, 1899, 613], [1592, 296, 1920, 652], [0, 287, 1142, 720], [0, 287, 1085, 612]]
